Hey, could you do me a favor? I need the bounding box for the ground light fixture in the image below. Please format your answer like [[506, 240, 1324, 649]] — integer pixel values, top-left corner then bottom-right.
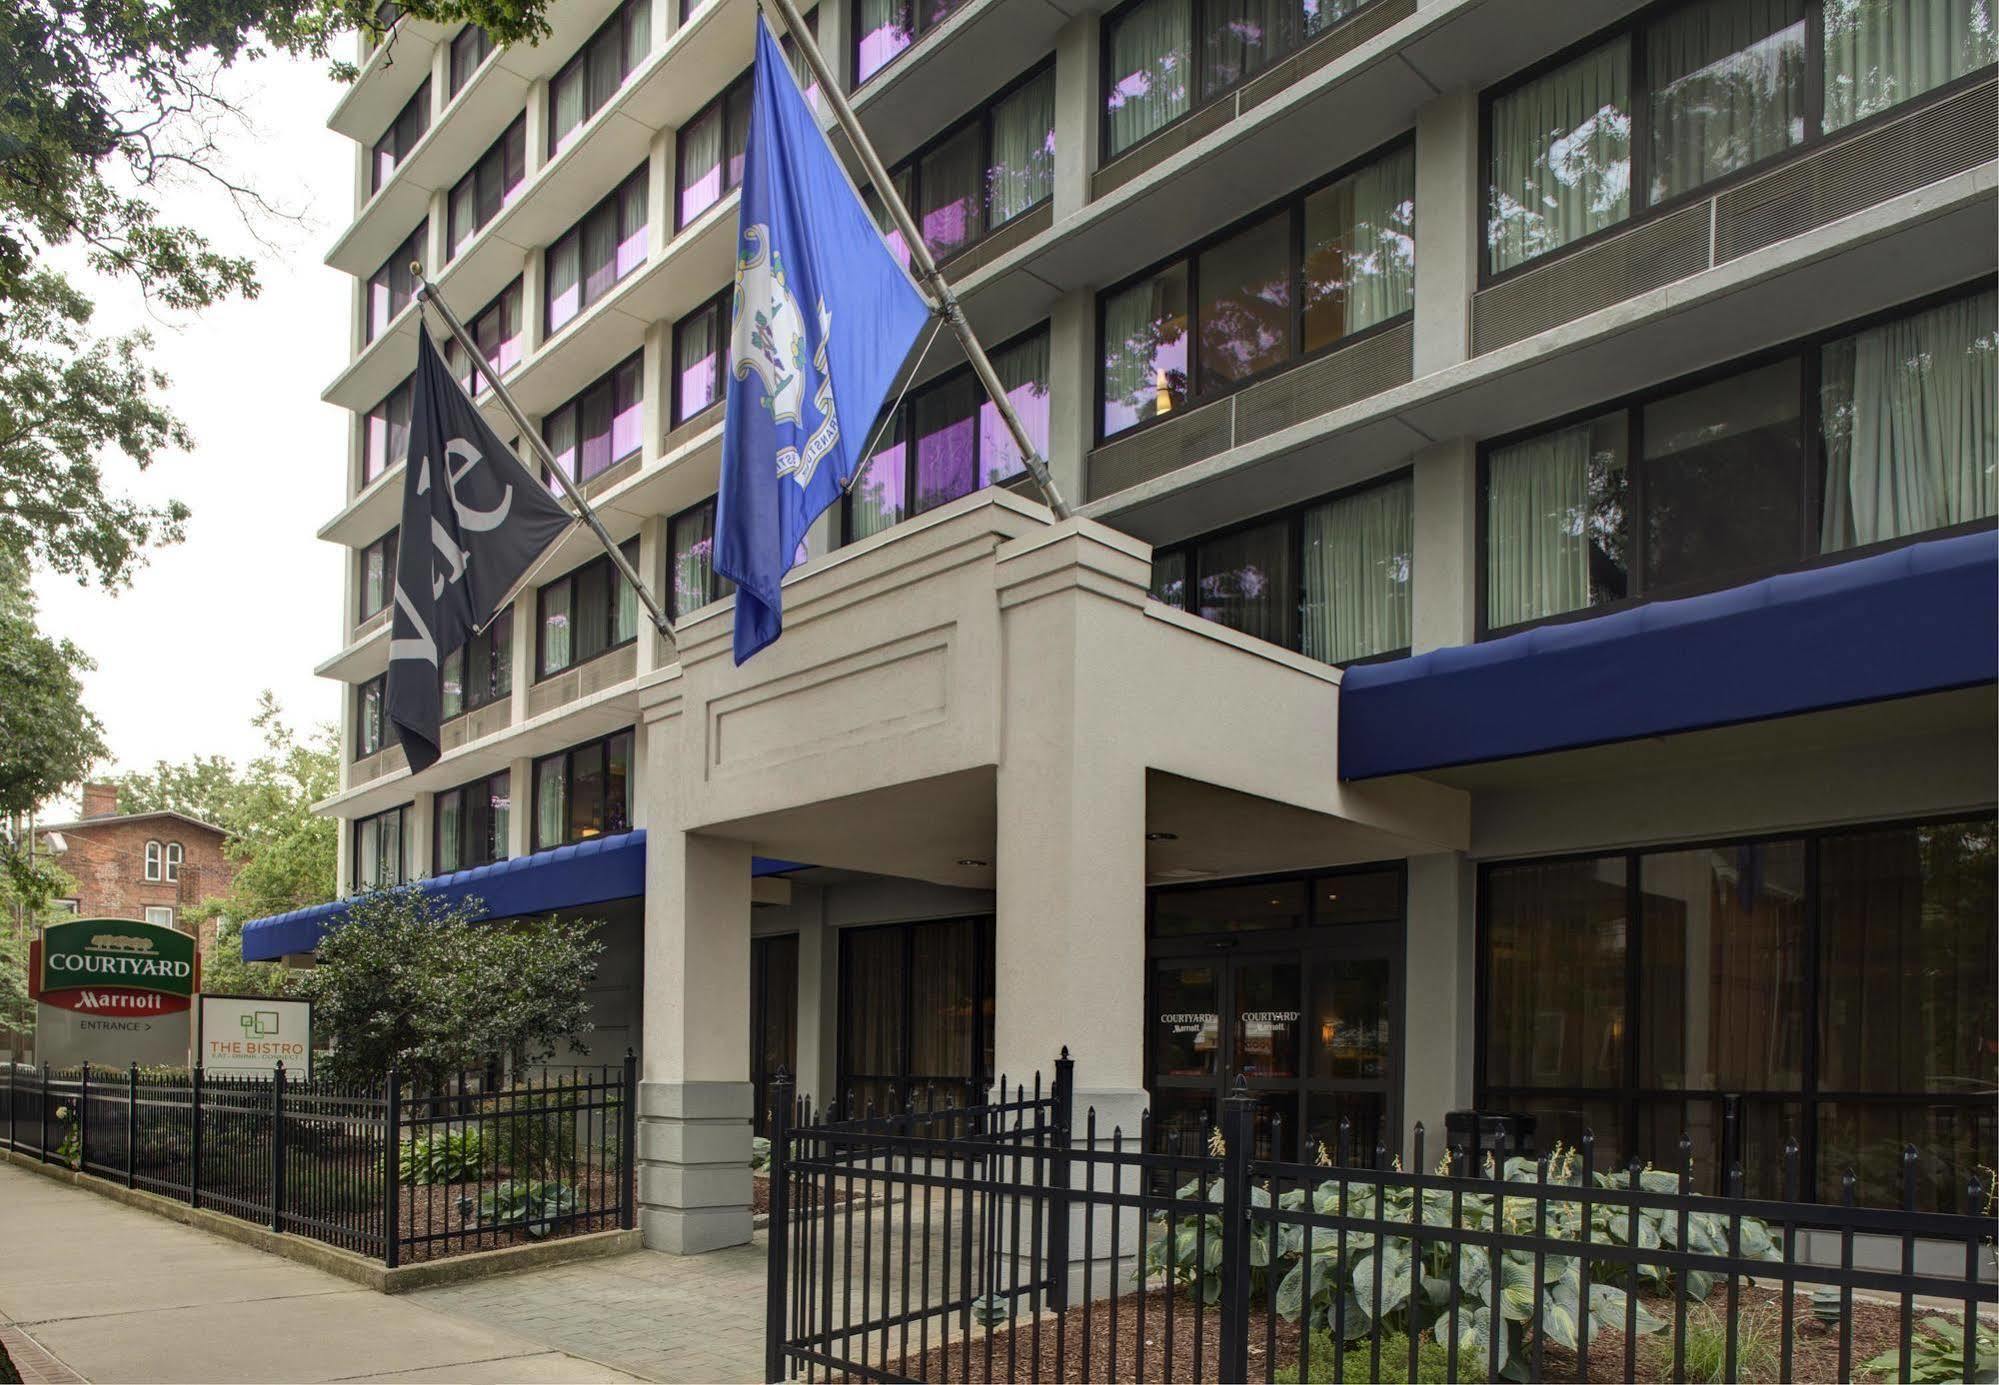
[[955, 858, 988, 867], [1145, 831, 1179, 841]]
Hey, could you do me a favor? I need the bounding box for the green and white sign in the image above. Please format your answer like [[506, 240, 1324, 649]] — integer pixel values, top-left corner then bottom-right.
[[32, 917, 196, 1068], [197, 995, 313, 1078]]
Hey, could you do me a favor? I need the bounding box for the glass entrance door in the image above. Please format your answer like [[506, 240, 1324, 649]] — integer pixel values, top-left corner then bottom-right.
[[1146, 866, 1404, 1163]]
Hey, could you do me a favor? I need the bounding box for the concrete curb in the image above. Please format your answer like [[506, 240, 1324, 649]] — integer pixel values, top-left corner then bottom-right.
[[2, 1148, 641, 1293]]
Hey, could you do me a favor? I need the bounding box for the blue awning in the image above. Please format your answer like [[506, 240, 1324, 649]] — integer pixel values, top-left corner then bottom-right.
[[241, 829, 804, 961], [1339, 530, 1998, 781]]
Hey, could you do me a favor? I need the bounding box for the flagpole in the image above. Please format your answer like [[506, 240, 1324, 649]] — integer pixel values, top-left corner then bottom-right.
[[758, 0, 1074, 522], [413, 269, 678, 649]]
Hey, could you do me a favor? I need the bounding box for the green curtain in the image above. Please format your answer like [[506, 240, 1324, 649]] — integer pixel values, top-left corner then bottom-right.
[[1486, 420, 1602, 628], [1106, 0, 1192, 156], [1488, 36, 1632, 273], [988, 69, 1055, 226], [1646, 0, 1806, 201], [1819, 289, 1998, 551], [1822, 0, 1996, 131], [1300, 477, 1413, 664]]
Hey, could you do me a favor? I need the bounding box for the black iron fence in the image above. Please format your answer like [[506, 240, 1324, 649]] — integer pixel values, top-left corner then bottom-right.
[[766, 1053, 1998, 1383], [3, 1056, 636, 1267]]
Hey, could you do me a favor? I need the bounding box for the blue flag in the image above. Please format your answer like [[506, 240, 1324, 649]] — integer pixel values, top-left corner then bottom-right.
[[714, 16, 930, 664]]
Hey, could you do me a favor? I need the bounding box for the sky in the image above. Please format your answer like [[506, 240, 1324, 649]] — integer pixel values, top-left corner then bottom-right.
[[31, 52, 354, 816]]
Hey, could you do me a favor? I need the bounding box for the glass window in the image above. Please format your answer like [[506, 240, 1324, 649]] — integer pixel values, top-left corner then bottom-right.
[[916, 124, 984, 261], [848, 407, 907, 542], [549, 0, 652, 155], [164, 842, 182, 882], [838, 918, 992, 1112], [1105, 0, 1193, 157], [371, 80, 431, 194], [542, 354, 644, 487], [363, 378, 412, 484], [1202, 0, 1308, 98], [358, 530, 398, 622], [673, 295, 724, 425], [536, 539, 640, 676], [1646, 0, 1806, 203], [1486, 37, 1632, 275], [1193, 516, 1295, 648], [435, 771, 510, 873], [448, 116, 527, 259], [368, 226, 425, 341], [873, 64, 1055, 266], [1101, 263, 1190, 436], [1196, 211, 1291, 389], [669, 498, 736, 618], [1153, 879, 1308, 935], [355, 676, 387, 758], [1302, 144, 1415, 352], [532, 731, 634, 849], [145, 841, 162, 881], [441, 608, 512, 719], [546, 167, 647, 335], [678, 71, 753, 227], [1300, 476, 1411, 664], [1640, 358, 1806, 594], [1484, 413, 1630, 630], [911, 373, 980, 515], [978, 330, 1050, 487], [1819, 287, 1998, 552], [1483, 855, 1630, 1091], [1150, 547, 1188, 607], [444, 279, 524, 396], [353, 807, 407, 889], [988, 69, 1056, 227], [1822, 0, 1998, 132], [854, 0, 914, 84], [1153, 961, 1222, 1074], [450, 25, 493, 95]]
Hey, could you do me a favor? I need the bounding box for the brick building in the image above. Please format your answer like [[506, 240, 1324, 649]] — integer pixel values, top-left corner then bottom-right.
[[34, 784, 237, 935]]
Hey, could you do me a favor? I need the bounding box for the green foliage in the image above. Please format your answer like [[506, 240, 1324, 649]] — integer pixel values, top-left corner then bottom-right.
[[1274, 1331, 1452, 1384], [295, 886, 605, 1090], [751, 1136, 772, 1173], [1143, 1177, 1276, 1307], [1657, 1302, 1780, 1385], [113, 755, 240, 825], [1864, 1315, 1999, 1384], [477, 1179, 576, 1238], [0, 553, 107, 815], [485, 1098, 578, 1180], [400, 1128, 486, 1185]]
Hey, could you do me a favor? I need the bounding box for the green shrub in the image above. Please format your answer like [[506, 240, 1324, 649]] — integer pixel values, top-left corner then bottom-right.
[[751, 1136, 772, 1173], [1863, 1315, 1999, 1384], [1642, 1303, 1780, 1384], [484, 1100, 577, 1178], [477, 1178, 577, 1237], [399, 1128, 485, 1184], [1275, 1331, 1452, 1384]]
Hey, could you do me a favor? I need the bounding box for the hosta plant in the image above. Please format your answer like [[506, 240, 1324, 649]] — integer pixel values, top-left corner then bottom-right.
[[399, 1128, 486, 1184], [1863, 1315, 1999, 1384], [477, 1178, 577, 1237]]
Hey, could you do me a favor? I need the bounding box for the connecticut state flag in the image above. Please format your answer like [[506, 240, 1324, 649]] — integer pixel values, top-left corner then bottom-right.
[[713, 16, 929, 664]]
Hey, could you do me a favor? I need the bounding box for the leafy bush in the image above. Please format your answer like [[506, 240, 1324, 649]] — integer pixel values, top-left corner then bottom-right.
[[1864, 1314, 1999, 1384], [484, 1101, 577, 1178], [1275, 1331, 1452, 1384], [400, 1128, 485, 1185], [751, 1136, 772, 1174], [477, 1179, 577, 1238]]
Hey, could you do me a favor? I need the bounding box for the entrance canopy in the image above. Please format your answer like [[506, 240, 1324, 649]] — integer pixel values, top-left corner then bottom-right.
[[1338, 529, 1998, 781], [239, 829, 802, 961]]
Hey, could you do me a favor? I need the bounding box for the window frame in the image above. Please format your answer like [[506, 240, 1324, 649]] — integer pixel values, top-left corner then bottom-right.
[[363, 376, 413, 484], [1477, 0, 1999, 286], [1473, 810, 1998, 1203], [544, 165, 649, 337], [841, 320, 1053, 544], [368, 225, 426, 342], [144, 905, 175, 928], [666, 495, 736, 619], [441, 607, 513, 721], [529, 729, 636, 851], [1149, 465, 1416, 667], [351, 805, 410, 889], [354, 674, 388, 760], [546, 0, 653, 157], [675, 70, 754, 231], [357, 529, 399, 624], [875, 58, 1057, 266], [541, 351, 645, 489], [447, 114, 527, 260], [433, 770, 511, 874], [449, 24, 495, 96], [164, 841, 183, 883], [670, 288, 732, 427], [144, 840, 163, 882], [1093, 133, 1416, 446], [444, 277, 526, 397], [1473, 278, 1998, 641], [535, 538, 643, 679], [370, 78, 432, 196], [1097, 0, 1390, 165], [849, 0, 972, 88]]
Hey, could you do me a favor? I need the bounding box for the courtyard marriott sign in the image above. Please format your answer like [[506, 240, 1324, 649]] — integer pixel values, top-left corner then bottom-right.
[[31, 918, 196, 1067]]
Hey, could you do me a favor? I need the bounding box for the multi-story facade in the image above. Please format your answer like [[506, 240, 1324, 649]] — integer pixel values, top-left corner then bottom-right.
[[36, 784, 236, 932], [253, 0, 1996, 1254]]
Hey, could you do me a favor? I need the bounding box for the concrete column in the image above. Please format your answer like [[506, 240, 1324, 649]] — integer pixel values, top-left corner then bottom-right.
[[638, 689, 756, 1253], [524, 79, 551, 175], [509, 589, 535, 708], [506, 755, 533, 858], [521, 247, 548, 356], [424, 188, 449, 282], [1402, 852, 1475, 1151], [1046, 287, 1095, 511], [815, 0, 854, 98], [1412, 85, 1480, 379], [1052, 12, 1101, 222], [792, 898, 839, 1111], [636, 513, 669, 671], [1411, 436, 1476, 653], [648, 129, 675, 260], [408, 792, 435, 881]]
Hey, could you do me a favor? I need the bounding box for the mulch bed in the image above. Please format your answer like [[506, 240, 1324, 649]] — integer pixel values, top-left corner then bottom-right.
[[754, 1172, 859, 1219], [396, 1168, 627, 1263], [874, 1282, 1975, 1382]]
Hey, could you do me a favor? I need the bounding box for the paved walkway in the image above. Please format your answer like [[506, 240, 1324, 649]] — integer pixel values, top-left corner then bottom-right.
[[0, 1163, 766, 1383]]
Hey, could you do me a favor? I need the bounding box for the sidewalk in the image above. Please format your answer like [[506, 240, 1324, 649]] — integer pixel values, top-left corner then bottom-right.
[[0, 1162, 763, 1383]]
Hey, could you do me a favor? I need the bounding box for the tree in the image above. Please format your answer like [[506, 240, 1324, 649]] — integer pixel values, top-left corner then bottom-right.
[[296, 886, 605, 1089], [1, 849, 77, 1042], [0, 551, 106, 818], [3, 0, 558, 588], [114, 753, 240, 825]]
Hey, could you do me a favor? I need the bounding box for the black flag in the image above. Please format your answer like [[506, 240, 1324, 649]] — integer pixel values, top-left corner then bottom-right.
[[387, 326, 572, 773]]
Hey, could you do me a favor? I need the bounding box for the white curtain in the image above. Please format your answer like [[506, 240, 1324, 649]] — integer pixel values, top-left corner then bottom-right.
[[1107, 0, 1192, 156], [1822, 0, 1997, 131], [1203, 0, 1303, 95], [1647, 0, 1806, 202], [1820, 290, 1998, 551], [1301, 477, 1413, 664], [1303, 145, 1416, 349], [540, 582, 572, 672], [437, 793, 463, 872], [1101, 269, 1189, 433], [677, 106, 723, 219], [1487, 421, 1598, 628], [988, 70, 1055, 226], [1488, 37, 1632, 273]]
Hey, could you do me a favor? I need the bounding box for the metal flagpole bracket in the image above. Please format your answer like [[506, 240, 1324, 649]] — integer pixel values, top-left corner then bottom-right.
[[412, 266, 679, 650], [757, 0, 1075, 523]]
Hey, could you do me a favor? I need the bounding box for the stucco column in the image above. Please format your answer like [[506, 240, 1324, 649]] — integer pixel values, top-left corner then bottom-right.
[[1411, 437, 1477, 653], [1402, 851, 1475, 1152], [1052, 11, 1101, 222], [792, 897, 839, 1113], [1046, 287, 1095, 512], [1412, 84, 1480, 378], [637, 677, 756, 1253]]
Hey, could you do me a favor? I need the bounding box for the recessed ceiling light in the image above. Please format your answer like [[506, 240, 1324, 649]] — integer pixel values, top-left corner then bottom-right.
[[956, 857, 988, 868], [1145, 831, 1179, 841]]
